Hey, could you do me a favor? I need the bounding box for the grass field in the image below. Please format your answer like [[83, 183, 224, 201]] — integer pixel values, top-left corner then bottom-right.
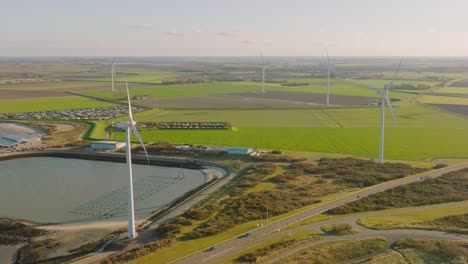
[[0, 81, 110, 91], [109, 103, 468, 160], [417, 95, 468, 105], [357, 204, 468, 231], [435, 87, 468, 94], [81, 80, 413, 100], [0, 96, 115, 114]]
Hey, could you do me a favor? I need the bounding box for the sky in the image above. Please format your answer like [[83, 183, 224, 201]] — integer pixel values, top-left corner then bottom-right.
[[1, 0, 468, 57]]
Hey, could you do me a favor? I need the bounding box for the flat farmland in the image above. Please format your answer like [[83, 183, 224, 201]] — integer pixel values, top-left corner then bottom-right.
[[110, 103, 468, 160], [429, 104, 468, 116], [417, 95, 468, 105], [135, 91, 378, 109], [0, 89, 67, 99], [81, 80, 414, 101], [0, 81, 111, 91], [112, 126, 468, 160], [435, 87, 468, 94], [223, 90, 378, 105], [0, 96, 115, 114]]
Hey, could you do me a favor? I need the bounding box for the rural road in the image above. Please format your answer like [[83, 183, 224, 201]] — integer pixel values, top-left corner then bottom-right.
[[193, 200, 468, 264], [172, 163, 468, 264]]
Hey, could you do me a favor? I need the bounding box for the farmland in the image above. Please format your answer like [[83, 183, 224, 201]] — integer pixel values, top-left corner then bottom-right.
[[109, 102, 468, 160], [1, 57, 468, 161], [0, 96, 115, 114]]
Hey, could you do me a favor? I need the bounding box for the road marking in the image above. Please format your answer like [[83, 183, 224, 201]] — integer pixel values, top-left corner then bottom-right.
[[202, 247, 233, 261]]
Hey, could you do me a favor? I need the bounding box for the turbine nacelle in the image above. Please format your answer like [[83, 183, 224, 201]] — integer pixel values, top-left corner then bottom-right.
[[116, 120, 136, 129]]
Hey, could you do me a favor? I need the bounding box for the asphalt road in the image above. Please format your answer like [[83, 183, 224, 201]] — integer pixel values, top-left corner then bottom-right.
[[173, 163, 468, 264]]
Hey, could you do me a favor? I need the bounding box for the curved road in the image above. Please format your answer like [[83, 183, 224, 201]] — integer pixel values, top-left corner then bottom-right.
[[198, 200, 468, 263], [173, 163, 468, 264]]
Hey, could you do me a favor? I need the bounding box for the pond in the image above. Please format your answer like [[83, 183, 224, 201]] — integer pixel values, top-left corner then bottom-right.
[[0, 157, 208, 223]]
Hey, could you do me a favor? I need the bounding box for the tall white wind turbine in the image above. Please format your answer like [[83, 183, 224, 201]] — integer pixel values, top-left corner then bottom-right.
[[326, 48, 331, 106], [259, 53, 267, 93], [342, 62, 401, 164], [111, 59, 117, 92], [116, 82, 149, 238], [376, 62, 400, 163]]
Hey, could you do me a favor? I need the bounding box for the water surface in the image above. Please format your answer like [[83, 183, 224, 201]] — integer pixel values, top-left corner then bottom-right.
[[0, 157, 206, 223]]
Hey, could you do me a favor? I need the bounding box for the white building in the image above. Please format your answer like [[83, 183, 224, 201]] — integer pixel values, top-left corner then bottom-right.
[[91, 141, 126, 151]]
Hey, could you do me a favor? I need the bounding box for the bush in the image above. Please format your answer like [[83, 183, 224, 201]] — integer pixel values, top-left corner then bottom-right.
[[154, 223, 182, 240], [327, 168, 468, 215]]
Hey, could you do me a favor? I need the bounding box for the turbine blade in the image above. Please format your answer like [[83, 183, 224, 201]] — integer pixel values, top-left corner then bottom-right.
[[386, 60, 402, 91], [126, 82, 134, 122], [131, 126, 150, 165], [384, 94, 397, 125]]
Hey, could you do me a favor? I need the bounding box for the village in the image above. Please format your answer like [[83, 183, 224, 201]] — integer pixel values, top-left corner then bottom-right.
[[0, 106, 145, 120]]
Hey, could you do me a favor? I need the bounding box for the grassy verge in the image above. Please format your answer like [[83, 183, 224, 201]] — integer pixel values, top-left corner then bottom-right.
[[357, 205, 468, 233], [392, 239, 468, 264], [222, 230, 321, 264], [327, 168, 468, 215], [281, 237, 388, 264], [320, 223, 358, 235]]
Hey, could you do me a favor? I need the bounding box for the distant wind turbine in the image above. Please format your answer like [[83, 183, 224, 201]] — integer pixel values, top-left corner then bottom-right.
[[345, 62, 401, 164], [116, 82, 149, 238], [111, 59, 117, 92], [326, 48, 331, 106], [258, 52, 267, 93]]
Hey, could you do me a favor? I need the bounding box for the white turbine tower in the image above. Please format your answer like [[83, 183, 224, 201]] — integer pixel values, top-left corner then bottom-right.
[[342, 62, 401, 164], [116, 82, 149, 238], [111, 59, 117, 92], [326, 48, 331, 106], [258, 53, 267, 93], [376, 62, 401, 164]]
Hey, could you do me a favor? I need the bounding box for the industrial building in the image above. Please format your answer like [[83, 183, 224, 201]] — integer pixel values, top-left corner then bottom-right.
[[223, 147, 255, 155], [90, 141, 126, 151]]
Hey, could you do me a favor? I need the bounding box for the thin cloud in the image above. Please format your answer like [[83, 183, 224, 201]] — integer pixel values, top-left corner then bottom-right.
[[241, 40, 255, 45], [128, 24, 157, 30], [216, 30, 245, 37], [164, 30, 185, 37]]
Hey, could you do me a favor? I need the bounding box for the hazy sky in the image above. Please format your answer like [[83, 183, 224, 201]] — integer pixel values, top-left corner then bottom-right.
[[2, 0, 468, 56]]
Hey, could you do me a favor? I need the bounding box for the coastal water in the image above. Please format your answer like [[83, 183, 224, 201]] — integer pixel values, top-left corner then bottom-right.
[[0, 157, 207, 223]]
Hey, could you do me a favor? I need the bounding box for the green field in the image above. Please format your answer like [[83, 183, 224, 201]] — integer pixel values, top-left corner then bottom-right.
[[435, 87, 468, 95], [358, 204, 468, 230], [109, 103, 468, 160], [81, 80, 413, 100], [0, 96, 115, 113], [0, 81, 110, 90], [417, 95, 468, 105]]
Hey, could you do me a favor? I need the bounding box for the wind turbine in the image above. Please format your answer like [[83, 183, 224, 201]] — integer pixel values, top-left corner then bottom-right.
[[111, 59, 117, 92], [116, 82, 149, 238], [345, 62, 401, 164], [374, 62, 401, 163], [258, 52, 267, 93], [325, 48, 331, 106]]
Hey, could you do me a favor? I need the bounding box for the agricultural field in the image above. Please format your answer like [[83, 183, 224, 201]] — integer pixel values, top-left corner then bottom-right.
[[417, 94, 468, 105], [0, 96, 115, 114], [1, 57, 468, 161], [357, 204, 468, 233], [110, 102, 468, 160]]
